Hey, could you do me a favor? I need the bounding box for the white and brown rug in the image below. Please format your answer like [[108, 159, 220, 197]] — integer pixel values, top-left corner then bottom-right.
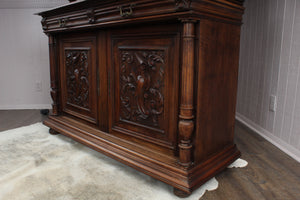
[[0, 123, 247, 200]]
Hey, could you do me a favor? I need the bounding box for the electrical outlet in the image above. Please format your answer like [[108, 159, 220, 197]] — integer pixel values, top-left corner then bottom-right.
[[35, 81, 42, 92], [269, 95, 277, 112]]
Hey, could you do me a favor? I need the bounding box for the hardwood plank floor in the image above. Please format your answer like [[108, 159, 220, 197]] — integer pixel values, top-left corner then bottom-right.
[[0, 109, 47, 132], [0, 110, 299, 199], [202, 121, 300, 200]]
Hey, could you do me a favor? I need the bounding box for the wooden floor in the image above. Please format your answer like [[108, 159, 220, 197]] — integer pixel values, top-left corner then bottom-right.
[[0, 110, 47, 132], [0, 110, 299, 200]]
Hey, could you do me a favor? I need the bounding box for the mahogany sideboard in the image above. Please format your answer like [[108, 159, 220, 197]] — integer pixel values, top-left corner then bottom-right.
[[38, 0, 245, 197]]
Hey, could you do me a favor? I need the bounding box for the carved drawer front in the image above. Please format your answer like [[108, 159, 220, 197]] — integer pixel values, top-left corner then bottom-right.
[[60, 37, 98, 124], [111, 33, 180, 150]]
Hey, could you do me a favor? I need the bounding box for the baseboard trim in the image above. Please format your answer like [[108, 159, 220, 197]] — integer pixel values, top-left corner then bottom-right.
[[0, 104, 51, 110], [236, 113, 300, 163]]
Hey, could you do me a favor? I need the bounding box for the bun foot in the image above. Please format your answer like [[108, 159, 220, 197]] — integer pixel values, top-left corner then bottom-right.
[[173, 188, 191, 198], [49, 128, 59, 135]]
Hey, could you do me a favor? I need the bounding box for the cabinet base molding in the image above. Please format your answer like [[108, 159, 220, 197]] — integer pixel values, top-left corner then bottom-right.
[[44, 116, 240, 196]]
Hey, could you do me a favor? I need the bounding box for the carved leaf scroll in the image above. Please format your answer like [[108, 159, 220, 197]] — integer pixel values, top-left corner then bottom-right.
[[175, 0, 192, 10], [120, 50, 165, 128], [65, 50, 90, 109]]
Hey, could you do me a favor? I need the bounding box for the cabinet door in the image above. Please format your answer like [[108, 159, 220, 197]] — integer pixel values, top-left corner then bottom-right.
[[110, 26, 180, 151], [59, 35, 98, 125]]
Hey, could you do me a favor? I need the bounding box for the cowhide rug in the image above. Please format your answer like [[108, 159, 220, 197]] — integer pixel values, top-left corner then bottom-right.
[[0, 123, 247, 200]]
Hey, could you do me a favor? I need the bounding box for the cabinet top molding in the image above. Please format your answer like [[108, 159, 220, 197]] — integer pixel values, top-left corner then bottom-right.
[[37, 0, 244, 33]]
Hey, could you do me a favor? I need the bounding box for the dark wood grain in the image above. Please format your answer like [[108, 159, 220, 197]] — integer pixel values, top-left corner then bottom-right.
[[178, 19, 196, 168], [194, 19, 241, 163], [37, 0, 244, 34], [97, 31, 109, 132], [38, 0, 245, 197]]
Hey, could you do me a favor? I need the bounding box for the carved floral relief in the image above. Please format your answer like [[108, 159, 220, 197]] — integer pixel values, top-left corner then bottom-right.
[[65, 50, 90, 109], [119, 50, 165, 128], [175, 0, 192, 9]]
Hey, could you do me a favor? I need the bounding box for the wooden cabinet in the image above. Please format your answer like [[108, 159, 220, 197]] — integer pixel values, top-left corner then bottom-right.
[[38, 0, 245, 197]]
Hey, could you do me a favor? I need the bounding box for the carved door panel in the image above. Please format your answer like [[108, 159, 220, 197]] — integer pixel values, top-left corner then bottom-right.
[[60, 35, 98, 125], [110, 27, 180, 150]]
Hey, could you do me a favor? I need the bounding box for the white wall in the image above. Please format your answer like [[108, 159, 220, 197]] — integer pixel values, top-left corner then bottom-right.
[[0, 1, 65, 109], [237, 0, 300, 162], [0, 0, 65, 9]]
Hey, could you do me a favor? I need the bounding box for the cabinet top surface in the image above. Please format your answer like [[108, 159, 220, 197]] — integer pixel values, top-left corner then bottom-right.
[[38, 0, 245, 33]]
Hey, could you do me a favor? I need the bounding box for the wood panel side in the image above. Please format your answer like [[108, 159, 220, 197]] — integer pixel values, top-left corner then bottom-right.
[[194, 19, 241, 163]]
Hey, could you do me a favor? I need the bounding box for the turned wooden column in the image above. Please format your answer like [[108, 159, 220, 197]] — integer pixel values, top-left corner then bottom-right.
[[178, 20, 196, 167], [48, 35, 59, 115]]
